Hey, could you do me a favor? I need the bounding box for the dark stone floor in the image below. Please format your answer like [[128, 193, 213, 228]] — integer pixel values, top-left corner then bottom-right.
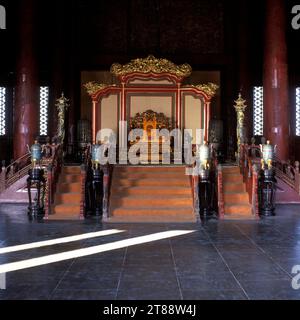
[[0, 203, 300, 300]]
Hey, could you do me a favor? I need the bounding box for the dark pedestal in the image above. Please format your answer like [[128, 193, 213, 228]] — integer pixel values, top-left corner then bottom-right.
[[91, 167, 103, 217], [27, 168, 45, 221], [258, 168, 277, 216], [199, 169, 214, 217]]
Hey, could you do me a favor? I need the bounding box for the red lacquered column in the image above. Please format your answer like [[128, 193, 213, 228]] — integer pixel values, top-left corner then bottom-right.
[[13, 0, 39, 159], [263, 0, 289, 160]]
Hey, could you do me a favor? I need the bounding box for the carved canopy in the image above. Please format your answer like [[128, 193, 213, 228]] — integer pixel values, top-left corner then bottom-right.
[[84, 55, 219, 143]]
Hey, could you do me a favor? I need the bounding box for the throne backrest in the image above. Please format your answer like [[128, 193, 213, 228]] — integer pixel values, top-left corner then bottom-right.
[[130, 109, 172, 131]]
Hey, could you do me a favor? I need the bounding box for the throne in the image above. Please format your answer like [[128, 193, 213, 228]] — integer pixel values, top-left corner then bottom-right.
[[143, 115, 157, 141], [130, 109, 172, 141], [129, 110, 173, 161]]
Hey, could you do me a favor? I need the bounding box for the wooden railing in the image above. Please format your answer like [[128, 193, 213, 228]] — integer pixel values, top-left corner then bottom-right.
[[0, 153, 32, 193], [274, 158, 300, 194], [79, 144, 91, 218], [191, 173, 200, 221], [79, 164, 87, 219], [209, 147, 225, 218], [101, 164, 112, 220], [239, 144, 260, 217], [44, 144, 63, 218], [217, 164, 225, 218], [240, 143, 300, 196], [0, 144, 63, 217]]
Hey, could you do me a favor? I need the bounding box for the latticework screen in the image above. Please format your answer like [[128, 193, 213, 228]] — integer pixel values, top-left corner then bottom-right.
[[0, 87, 6, 136], [253, 86, 264, 136], [39, 86, 49, 136]]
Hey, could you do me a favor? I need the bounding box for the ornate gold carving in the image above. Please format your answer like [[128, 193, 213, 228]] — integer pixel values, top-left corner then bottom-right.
[[84, 82, 111, 95], [55, 93, 70, 144], [186, 82, 219, 98], [130, 109, 172, 131], [234, 93, 247, 159], [234, 92, 247, 135], [111, 55, 192, 79]]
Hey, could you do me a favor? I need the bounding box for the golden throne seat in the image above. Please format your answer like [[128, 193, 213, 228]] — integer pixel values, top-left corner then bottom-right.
[[129, 110, 173, 161], [130, 110, 172, 131], [130, 109, 172, 143]]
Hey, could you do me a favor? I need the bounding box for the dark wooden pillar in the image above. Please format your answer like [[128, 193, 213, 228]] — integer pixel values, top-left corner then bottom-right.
[[237, 0, 252, 141], [49, 5, 64, 139], [13, 0, 39, 159], [263, 0, 289, 160]]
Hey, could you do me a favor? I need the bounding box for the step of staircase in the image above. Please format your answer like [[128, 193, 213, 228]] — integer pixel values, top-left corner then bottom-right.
[[115, 166, 186, 173], [112, 178, 190, 187], [108, 213, 196, 223], [111, 194, 193, 207], [224, 192, 249, 203], [222, 166, 240, 174], [224, 204, 252, 215], [111, 207, 193, 215], [63, 166, 81, 174], [223, 174, 244, 183], [58, 182, 81, 193], [52, 204, 81, 214], [111, 186, 191, 196], [55, 192, 81, 203], [60, 174, 81, 183], [223, 183, 246, 192], [115, 172, 188, 179]]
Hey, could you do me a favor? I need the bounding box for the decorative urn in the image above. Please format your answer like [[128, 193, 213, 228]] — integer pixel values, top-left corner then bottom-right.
[[30, 140, 42, 166]]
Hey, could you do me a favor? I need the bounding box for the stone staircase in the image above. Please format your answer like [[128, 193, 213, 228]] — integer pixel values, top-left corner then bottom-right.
[[109, 166, 196, 222], [50, 166, 82, 219], [222, 166, 253, 218]]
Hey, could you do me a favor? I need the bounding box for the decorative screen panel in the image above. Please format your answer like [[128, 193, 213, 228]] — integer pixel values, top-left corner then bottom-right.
[[296, 88, 300, 136], [253, 86, 264, 136], [0, 87, 6, 136], [39, 86, 49, 136]]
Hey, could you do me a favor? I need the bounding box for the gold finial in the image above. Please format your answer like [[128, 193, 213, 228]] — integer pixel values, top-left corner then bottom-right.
[[56, 92, 69, 106], [234, 92, 247, 110]]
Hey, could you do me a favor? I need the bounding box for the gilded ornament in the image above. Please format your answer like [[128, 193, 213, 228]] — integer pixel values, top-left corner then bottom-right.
[[234, 93, 247, 131], [110, 55, 192, 79], [233, 93, 247, 161], [84, 82, 111, 95], [186, 83, 219, 98], [55, 93, 70, 144]]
